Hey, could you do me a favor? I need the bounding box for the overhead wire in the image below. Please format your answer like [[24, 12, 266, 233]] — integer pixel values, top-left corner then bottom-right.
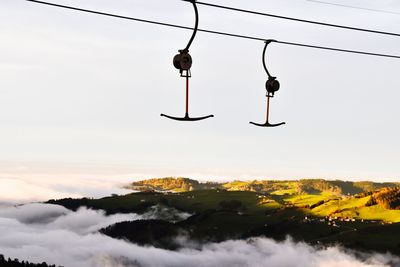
[[183, 0, 400, 37], [305, 0, 400, 16], [25, 0, 400, 59]]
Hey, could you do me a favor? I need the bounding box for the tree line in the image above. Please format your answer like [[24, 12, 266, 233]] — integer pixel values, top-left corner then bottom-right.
[[0, 255, 59, 267]]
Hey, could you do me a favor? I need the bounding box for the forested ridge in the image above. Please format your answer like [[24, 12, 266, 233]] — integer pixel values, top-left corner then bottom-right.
[[126, 177, 399, 196]]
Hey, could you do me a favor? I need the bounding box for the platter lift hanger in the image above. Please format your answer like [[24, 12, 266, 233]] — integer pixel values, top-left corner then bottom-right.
[[161, 0, 214, 121], [250, 40, 286, 127]]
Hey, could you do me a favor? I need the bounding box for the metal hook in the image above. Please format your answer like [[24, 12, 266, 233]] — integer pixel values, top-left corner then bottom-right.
[[263, 39, 276, 78], [250, 40, 285, 127], [161, 0, 213, 122], [184, 0, 199, 53]]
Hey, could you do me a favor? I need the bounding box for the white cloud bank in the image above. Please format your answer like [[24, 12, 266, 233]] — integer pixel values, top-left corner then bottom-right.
[[0, 204, 399, 267], [0, 177, 132, 204], [0, 178, 80, 203]]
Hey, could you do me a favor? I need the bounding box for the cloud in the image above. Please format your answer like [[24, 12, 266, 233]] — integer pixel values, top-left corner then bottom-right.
[[0, 177, 131, 204], [0, 178, 82, 203], [0, 204, 399, 267], [0, 203, 69, 224], [0, 204, 143, 235], [141, 205, 192, 223]]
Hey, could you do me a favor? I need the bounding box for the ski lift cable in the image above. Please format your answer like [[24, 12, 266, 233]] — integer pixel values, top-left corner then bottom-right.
[[305, 0, 400, 16], [183, 0, 400, 37], [25, 0, 400, 59]]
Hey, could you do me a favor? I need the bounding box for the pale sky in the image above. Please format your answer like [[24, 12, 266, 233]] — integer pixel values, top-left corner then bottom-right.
[[1, 0, 400, 198]]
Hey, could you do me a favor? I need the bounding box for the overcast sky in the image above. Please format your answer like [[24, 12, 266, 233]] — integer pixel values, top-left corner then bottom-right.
[[1, 0, 400, 195]]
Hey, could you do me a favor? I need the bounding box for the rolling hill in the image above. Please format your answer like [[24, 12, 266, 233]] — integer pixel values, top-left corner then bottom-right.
[[47, 178, 400, 254], [126, 177, 398, 196]]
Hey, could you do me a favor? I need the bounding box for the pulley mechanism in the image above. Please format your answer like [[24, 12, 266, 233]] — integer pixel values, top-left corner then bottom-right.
[[161, 0, 214, 122], [250, 40, 285, 127]]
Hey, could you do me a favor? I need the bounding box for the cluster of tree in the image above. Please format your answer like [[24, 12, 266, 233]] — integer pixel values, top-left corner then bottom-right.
[[352, 181, 397, 193], [297, 179, 342, 195], [371, 187, 400, 210], [258, 181, 293, 192], [100, 219, 181, 250], [46, 197, 91, 211], [354, 191, 374, 199], [309, 200, 326, 209], [47, 195, 156, 215], [127, 177, 222, 192], [222, 181, 266, 192], [0, 255, 58, 267]]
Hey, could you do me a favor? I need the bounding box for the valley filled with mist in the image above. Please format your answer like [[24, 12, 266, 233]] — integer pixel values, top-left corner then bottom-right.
[[1, 177, 400, 267]]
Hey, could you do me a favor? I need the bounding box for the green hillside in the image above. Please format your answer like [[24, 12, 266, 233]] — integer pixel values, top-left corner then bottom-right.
[[48, 178, 400, 254], [126, 177, 398, 196]]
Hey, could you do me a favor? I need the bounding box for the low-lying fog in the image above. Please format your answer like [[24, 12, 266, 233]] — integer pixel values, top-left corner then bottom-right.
[[0, 203, 399, 267], [0, 176, 132, 203]]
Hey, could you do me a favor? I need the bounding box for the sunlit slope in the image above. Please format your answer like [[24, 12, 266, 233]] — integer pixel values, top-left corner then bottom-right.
[[127, 178, 398, 195], [124, 178, 400, 222], [50, 185, 400, 224], [48, 186, 400, 254], [286, 194, 400, 223]]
